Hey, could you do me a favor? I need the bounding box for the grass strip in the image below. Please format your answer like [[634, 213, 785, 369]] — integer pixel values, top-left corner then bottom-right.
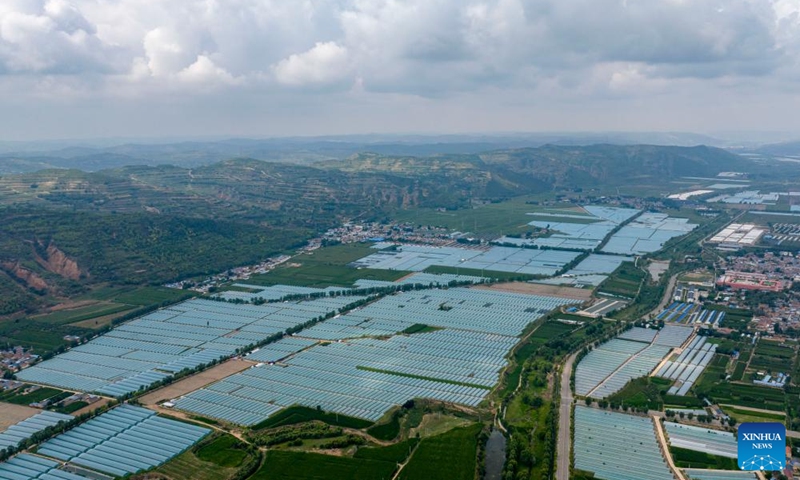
[[356, 366, 491, 390]]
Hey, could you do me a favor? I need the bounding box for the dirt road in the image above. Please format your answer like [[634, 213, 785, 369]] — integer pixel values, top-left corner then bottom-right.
[[139, 358, 254, 405], [652, 415, 688, 480]]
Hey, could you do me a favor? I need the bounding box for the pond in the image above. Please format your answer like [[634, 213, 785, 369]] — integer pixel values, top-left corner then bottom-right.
[[484, 428, 506, 480]]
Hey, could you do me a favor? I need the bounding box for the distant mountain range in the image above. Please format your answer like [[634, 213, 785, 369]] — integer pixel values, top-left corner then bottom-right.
[[0, 142, 784, 316], [0, 132, 768, 174]]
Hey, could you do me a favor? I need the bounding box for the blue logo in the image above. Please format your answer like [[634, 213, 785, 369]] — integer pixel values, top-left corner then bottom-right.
[[738, 422, 786, 471]]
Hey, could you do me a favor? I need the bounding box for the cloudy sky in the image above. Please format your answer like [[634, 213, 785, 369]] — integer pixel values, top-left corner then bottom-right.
[[1, 0, 799, 140]]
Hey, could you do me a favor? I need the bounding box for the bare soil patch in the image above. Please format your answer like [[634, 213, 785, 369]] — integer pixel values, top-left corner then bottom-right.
[[34, 299, 97, 315], [139, 359, 255, 406], [70, 397, 113, 416], [0, 402, 40, 430], [647, 260, 670, 282]]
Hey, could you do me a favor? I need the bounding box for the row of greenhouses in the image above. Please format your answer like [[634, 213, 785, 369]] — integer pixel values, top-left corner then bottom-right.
[[574, 406, 674, 480], [17, 296, 359, 396]]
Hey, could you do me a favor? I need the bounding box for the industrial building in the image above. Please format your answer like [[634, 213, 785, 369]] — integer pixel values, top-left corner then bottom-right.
[[708, 223, 765, 249]]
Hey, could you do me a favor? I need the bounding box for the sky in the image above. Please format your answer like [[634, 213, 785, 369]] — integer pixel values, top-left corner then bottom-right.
[[1, 0, 799, 141]]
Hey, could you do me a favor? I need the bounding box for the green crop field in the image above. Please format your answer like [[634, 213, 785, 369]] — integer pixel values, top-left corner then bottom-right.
[[398, 423, 482, 480], [56, 401, 88, 414], [393, 197, 571, 236], [663, 395, 706, 409], [607, 377, 672, 410], [670, 447, 738, 470], [723, 406, 785, 423], [748, 340, 795, 374], [366, 414, 401, 441], [697, 381, 786, 411], [253, 450, 398, 480], [597, 262, 645, 299], [248, 244, 408, 288], [195, 434, 249, 468], [154, 432, 255, 480], [0, 386, 65, 405], [731, 362, 747, 381], [706, 305, 753, 330], [755, 341, 794, 359], [354, 438, 419, 463], [31, 303, 135, 326], [252, 406, 373, 431], [693, 354, 729, 392], [113, 286, 195, 306], [0, 319, 90, 353], [530, 321, 578, 341]]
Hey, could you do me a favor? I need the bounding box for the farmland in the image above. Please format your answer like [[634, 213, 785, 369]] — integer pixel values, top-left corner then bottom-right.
[[31, 404, 210, 477], [154, 443, 245, 480], [253, 450, 398, 480], [353, 243, 582, 276], [573, 406, 673, 480], [597, 262, 646, 299], [655, 336, 717, 396], [696, 378, 787, 411], [575, 326, 691, 399], [670, 447, 738, 470], [16, 296, 361, 396], [173, 287, 580, 425], [606, 376, 672, 410], [0, 385, 66, 405], [0, 285, 196, 355], [398, 423, 483, 480], [30, 303, 135, 326], [1, 180, 788, 480], [0, 410, 72, 450], [248, 243, 408, 288]]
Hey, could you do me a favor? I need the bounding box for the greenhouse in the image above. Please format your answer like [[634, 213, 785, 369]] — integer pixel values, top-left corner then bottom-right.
[[17, 296, 359, 396], [574, 406, 674, 480], [175, 328, 509, 424], [0, 411, 73, 449], [664, 422, 737, 458], [574, 338, 649, 396], [35, 404, 209, 477], [351, 244, 581, 276], [0, 453, 86, 480]]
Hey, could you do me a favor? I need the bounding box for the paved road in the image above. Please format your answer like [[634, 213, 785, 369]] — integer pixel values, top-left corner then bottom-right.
[[649, 271, 678, 319], [555, 352, 578, 480]]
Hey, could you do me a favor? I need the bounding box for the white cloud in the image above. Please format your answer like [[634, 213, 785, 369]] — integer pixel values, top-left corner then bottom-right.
[[142, 27, 198, 77], [177, 54, 239, 85], [1, 0, 796, 89], [0, 1, 119, 74], [273, 41, 350, 87], [0, 0, 799, 137]]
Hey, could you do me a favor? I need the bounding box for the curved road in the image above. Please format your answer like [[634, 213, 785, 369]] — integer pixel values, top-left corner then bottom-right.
[[649, 272, 678, 319], [555, 352, 578, 480]]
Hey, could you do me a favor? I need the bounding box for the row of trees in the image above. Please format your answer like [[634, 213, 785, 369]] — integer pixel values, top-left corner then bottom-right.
[[502, 316, 628, 480]]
